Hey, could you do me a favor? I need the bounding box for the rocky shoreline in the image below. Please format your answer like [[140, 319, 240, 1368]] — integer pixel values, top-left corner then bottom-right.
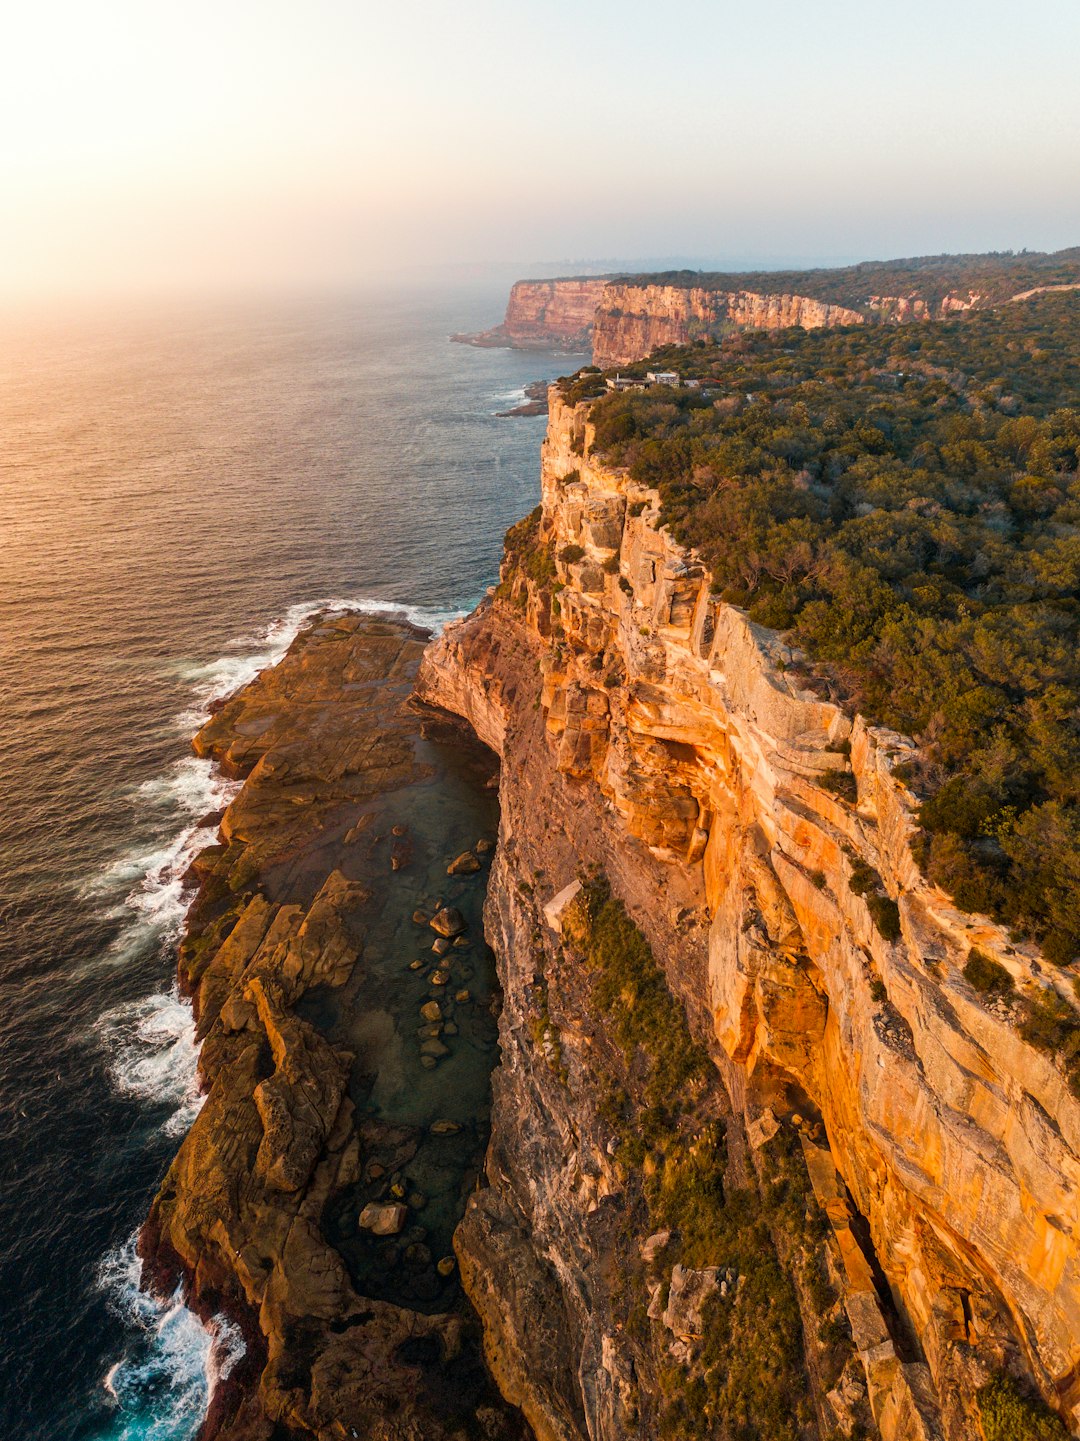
[[139, 611, 529, 1441]]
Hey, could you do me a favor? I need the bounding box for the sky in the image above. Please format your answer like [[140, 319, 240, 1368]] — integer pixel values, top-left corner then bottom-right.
[[2, 0, 1079, 298]]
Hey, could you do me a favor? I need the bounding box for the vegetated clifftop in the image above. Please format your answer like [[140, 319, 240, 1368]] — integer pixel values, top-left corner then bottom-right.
[[452, 278, 611, 351], [415, 393, 1080, 1441], [455, 250, 1080, 365]]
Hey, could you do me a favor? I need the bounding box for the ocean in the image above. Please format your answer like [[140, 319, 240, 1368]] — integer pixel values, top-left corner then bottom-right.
[[0, 283, 579, 1439]]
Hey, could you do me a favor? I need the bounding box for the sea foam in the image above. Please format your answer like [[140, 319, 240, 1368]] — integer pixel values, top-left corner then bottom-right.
[[95, 1234, 244, 1441]]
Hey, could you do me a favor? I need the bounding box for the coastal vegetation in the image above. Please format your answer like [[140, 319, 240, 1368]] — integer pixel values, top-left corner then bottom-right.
[[615, 247, 1080, 315], [580, 291, 1080, 972]]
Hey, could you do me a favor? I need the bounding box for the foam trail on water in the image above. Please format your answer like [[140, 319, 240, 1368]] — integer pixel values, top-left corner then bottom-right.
[[93, 1235, 244, 1441], [95, 991, 203, 1137]]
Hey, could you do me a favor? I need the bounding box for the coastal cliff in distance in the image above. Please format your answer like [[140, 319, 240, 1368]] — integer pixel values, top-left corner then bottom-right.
[[457, 249, 1080, 365], [453, 278, 610, 351], [415, 391, 1080, 1441], [590, 285, 867, 366]]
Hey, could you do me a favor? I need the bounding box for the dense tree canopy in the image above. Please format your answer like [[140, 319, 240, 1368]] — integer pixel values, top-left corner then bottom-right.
[[579, 293, 1080, 966], [616, 247, 1080, 314]]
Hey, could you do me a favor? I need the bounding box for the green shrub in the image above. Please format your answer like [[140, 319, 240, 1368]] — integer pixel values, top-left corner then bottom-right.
[[603, 554, 621, 574], [559, 543, 586, 565], [963, 949, 1014, 995], [867, 894, 902, 941], [978, 1373, 1068, 1441]]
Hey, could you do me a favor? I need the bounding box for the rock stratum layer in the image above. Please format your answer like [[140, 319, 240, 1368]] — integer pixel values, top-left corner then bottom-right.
[[590, 285, 869, 366], [140, 612, 527, 1441], [415, 394, 1080, 1441]]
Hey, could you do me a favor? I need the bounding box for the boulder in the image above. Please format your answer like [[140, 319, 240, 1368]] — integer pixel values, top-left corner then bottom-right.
[[420, 1000, 443, 1022], [641, 1230, 672, 1264], [447, 851, 482, 875], [662, 1264, 727, 1340], [430, 906, 466, 938], [359, 1202, 408, 1236]]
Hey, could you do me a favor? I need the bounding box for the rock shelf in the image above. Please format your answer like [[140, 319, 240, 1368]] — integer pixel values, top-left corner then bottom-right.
[[139, 612, 525, 1441]]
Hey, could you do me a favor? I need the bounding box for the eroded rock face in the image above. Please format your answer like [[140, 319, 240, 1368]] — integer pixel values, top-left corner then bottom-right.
[[591, 284, 868, 366], [415, 396, 1080, 1440]]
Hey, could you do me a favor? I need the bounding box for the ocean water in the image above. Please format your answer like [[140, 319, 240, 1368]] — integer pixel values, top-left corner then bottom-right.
[[0, 285, 579, 1439]]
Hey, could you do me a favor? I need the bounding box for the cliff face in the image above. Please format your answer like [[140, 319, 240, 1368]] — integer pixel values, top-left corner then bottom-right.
[[416, 395, 1080, 1441], [453, 279, 610, 351], [592, 285, 868, 366]]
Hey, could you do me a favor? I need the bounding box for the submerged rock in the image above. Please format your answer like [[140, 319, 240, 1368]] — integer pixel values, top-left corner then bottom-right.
[[447, 850, 482, 875], [430, 906, 466, 938], [359, 1202, 408, 1236]]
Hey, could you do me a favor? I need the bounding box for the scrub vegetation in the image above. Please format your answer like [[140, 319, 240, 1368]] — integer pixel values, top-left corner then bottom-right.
[[581, 292, 1080, 969]]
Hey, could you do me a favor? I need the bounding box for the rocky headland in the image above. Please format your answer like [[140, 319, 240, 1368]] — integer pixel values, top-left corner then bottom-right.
[[139, 611, 529, 1441], [413, 393, 1080, 1441], [453, 279, 609, 352]]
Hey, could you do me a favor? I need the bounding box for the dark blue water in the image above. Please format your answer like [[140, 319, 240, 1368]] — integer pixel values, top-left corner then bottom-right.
[[0, 284, 578, 1440]]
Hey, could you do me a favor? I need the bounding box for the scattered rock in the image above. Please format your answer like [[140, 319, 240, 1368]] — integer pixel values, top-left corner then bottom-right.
[[430, 969, 451, 987], [391, 824, 407, 837], [420, 1055, 437, 1070], [662, 1264, 732, 1341], [641, 1230, 673, 1264], [444, 1021, 459, 1036], [404, 1242, 432, 1269], [358, 1202, 408, 1236], [409, 959, 426, 971], [453, 936, 472, 950], [475, 839, 494, 854], [447, 851, 481, 875], [420, 1000, 442, 1022], [437, 1255, 456, 1277], [430, 1119, 461, 1135], [421, 1038, 450, 1058], [747, 1106, 780, 1149], [412, 909, 429, 926], [455, 989, 471, 1004], [408, 1192, 427, 1210], [430, 906, 466, 938], [432, 937, 452, 957]]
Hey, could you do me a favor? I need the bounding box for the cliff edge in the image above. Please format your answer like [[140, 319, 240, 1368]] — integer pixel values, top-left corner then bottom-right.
[[415, 393, 1080, 1441]]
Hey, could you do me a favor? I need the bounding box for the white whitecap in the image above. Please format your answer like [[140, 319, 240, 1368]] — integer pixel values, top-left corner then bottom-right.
[[176, 593, 463, 725], [95, 990, 203, 1137], [94, 1234, 245, 1441]]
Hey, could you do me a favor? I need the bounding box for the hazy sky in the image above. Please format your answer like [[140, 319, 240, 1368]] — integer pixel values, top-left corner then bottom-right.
[[3, 0, 1079, 297]]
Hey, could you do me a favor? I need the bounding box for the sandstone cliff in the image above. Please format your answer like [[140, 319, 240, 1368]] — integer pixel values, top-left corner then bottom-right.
[[453, 279, 610, 351], [591, 285, 868, 367], [416, 394, 1080, 1441]]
